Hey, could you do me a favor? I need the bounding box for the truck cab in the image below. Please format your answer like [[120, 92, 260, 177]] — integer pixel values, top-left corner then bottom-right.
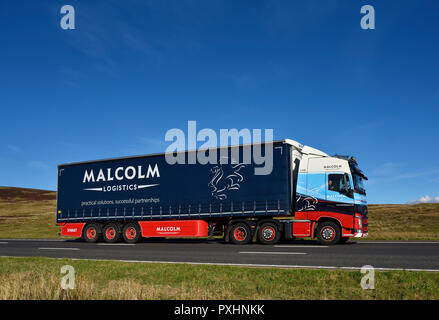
[[293, 146, 368, 244]]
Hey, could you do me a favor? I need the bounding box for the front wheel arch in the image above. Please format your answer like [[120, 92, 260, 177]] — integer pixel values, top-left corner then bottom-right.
[[314, 217, 342, 238]]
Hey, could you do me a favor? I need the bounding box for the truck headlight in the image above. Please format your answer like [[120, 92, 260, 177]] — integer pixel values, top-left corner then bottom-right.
[[355, 216, 362, 229], [357, 217, 362, 229]]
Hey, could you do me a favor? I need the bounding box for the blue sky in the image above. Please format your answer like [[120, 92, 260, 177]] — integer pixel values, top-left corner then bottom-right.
[[0, 0, 438, 204]]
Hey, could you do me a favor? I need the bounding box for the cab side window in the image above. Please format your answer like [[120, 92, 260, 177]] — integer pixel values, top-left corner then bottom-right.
[[328, 174, 345, 193], [345, 173, 353, 192]]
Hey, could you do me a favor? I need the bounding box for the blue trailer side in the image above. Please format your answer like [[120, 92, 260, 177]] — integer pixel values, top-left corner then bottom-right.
[[57, 141, 293, 223]]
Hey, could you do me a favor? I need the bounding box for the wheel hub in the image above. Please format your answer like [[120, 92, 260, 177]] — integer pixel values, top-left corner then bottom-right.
[[321, 227, 335, 240], [87, 228, 96, 239], [262, 227, 275, 240], [126, 228, 136, 239], [106, 228, 115, 239], [234, 227, 247, 241]]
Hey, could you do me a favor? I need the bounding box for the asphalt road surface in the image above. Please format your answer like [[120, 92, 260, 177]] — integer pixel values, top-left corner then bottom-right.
[[1, 238, 439, 271]]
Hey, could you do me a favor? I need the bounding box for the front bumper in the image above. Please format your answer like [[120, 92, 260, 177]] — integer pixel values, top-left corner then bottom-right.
[[354, 231, 368, 238]]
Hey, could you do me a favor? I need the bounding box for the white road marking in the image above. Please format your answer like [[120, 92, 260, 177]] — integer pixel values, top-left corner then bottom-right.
[[97, 243, 136, 246], [358, 241, 439, 244], [38, 247, 80, 251], [0, 242, 8, 244], [239, 251, 307, 255], [274, 245, 328, 248], [68, 258, 439, 272], [2, 255, 438, 272]]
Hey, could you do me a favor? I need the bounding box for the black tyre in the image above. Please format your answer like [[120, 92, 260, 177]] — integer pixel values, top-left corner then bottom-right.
[[102, 222, 122, 243], [316, 221, 341, 245], [339, 237, 350, 244], [83, 223, 101, 243], [258, 222, 280, 245], [229, 222, 251, 245], [122, 222, 141, 244]]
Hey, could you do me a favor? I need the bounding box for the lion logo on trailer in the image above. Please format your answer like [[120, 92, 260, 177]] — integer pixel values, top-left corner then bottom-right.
[[208, 162, 246, 200]]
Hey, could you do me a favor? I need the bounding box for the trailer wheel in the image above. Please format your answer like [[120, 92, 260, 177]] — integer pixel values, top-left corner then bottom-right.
[[103, 222, 121, 243], [258, 222, 280, 245], [122, 222, 141, 244], [83, 223, 101, 243], [229, 223, 251, 245], [316, 221, 341, 245]]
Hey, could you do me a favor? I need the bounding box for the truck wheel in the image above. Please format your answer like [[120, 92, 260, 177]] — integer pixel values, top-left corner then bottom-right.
[[258, 222, 280, 245], [122, 222, 141, 244], [229, 223, 251, 245], [83, 223, 101, 243], [103, 222, 121, 243], [316, 221, 341, 245]]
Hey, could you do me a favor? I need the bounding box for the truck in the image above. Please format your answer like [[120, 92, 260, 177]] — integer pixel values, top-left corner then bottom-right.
[[56, 139, 368, 245]]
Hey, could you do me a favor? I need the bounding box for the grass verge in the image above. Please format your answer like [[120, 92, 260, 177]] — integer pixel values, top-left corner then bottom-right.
[[0, 187, 60, 239], [366, 203, 439, 240], [0, 256, 438, 300]]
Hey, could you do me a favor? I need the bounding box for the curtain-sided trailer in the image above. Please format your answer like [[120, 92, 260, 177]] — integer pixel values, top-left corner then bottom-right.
[[57, 140, 368, 245]]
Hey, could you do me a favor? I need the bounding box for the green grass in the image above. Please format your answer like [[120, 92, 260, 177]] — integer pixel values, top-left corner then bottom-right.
[[1, 187, 439, 240], [0, 187, 60, 239], [0, 256, 438, 300], [1, 189, 438, 300], [365, 203, 439, 240]]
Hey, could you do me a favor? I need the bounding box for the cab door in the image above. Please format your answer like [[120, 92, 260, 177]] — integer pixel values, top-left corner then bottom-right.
[[325, 173, 355, 215]]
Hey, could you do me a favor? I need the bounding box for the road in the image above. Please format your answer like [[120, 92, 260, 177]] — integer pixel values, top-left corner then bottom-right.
[[1, 238, 439, 271]]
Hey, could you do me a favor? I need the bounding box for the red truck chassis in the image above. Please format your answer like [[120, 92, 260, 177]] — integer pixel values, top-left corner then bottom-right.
[[59, 211, 368, 245]]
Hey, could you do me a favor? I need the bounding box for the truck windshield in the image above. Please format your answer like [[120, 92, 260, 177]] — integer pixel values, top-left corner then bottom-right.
[[353, 174, 366, 195]]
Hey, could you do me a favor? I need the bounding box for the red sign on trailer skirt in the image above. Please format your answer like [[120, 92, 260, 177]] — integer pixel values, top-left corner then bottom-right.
[[139, 220, 208, 237], [60, 223, 86, 237]]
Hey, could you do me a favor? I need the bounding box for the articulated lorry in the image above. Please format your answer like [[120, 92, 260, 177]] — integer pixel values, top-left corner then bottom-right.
[[57, 139, 368, 245]]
